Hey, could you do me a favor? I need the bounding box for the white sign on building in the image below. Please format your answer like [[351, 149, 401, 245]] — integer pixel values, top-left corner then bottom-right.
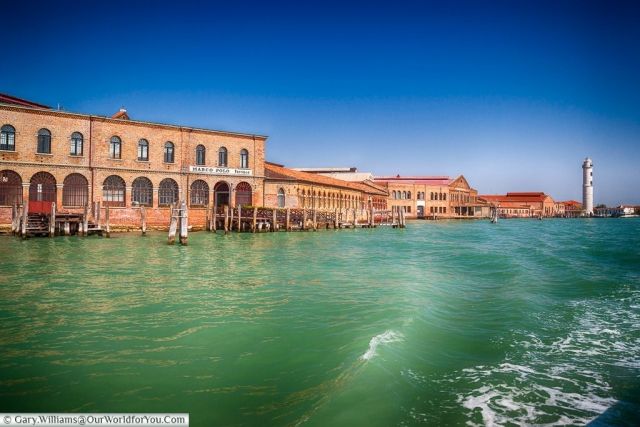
[[189, 166, 253, 176]]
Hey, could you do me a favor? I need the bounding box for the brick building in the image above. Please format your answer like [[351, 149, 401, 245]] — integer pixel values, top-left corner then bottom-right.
[[479, 192, 561, 218], [0, 94, 266, 228], [264, 162, 387, 211], [373, 174, 489, 219]]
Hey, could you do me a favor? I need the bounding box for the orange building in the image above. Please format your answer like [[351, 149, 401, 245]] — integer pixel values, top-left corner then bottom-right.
[[480, 192, 560, 218], [0, 93, 266, 229], [374, 175, 489, 219]]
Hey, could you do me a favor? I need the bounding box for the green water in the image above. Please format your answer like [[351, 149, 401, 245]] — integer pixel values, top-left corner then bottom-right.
[[1, 219, 639, 426]]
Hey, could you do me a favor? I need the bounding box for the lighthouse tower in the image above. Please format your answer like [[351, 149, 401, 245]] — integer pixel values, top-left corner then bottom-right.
[[582, 157, 594, 215]]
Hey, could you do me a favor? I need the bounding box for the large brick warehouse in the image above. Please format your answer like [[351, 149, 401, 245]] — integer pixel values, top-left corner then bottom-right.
[[0, 94, 267, 229], [0, 93, 388, 230]]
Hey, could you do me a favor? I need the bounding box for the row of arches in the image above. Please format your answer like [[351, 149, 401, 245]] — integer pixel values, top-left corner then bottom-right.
[[0, 170, 254, 208], [299, 189, 362, 209]]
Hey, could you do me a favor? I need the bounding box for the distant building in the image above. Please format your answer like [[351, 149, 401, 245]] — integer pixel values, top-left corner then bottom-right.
[[479, 192, 559, 218], [373, 175, 489, 219], [559, 200, 582, 218]]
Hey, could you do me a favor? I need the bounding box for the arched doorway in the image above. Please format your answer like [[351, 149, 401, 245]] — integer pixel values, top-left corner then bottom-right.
[[214, 182, 230, 207], [0, 170, 22, 206], [235, 182, 252, 207], [29, 172, 56, 214]]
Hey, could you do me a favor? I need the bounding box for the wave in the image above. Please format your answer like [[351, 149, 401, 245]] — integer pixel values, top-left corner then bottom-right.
[[361, 330, 403, 361]]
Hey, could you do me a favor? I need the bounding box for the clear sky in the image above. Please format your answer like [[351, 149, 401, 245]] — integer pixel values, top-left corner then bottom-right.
[[2, 0, 639, 205]]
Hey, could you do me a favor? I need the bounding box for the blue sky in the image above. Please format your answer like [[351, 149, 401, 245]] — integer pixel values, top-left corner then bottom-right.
[[2, 0, 639, 204]]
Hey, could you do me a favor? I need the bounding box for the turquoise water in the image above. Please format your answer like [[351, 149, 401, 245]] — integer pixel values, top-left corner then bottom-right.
[[1, 219, 639, 426]]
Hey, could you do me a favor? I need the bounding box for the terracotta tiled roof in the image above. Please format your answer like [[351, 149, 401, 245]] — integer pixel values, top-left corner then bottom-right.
[[265, 162, 387, 196], [0, 93, 51, 109], [480, 193, 554, 203]]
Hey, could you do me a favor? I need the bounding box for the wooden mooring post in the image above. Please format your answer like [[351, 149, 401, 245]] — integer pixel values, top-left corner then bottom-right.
[[140, 206, 147, 236], [105, 205, 111, 237], [252, 207, 257, 233], [230, 206, 235, 232], [302, 209, 307, 231], [21, 200, 28, 238], [168, 204, 177, 244], [224, 206, 229, 234], [50, 202, 56, 237], [238, 205, 242, 232], [82, 204, 89, 236], [179, 201, 188, 245], [312, 209, 317, 231], [286, 208, 291, 231], [272, 208, 277, 232], [11, 204, 18, 234], [211, 201, 217, 232]]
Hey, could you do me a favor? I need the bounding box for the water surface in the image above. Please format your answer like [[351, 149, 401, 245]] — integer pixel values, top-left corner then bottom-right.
[[1, 219, 639, 426]]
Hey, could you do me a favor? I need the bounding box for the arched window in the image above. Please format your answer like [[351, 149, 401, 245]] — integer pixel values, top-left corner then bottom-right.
[[63, 173, 88, 207], [1, 125, 16, 151], [37, 128, 51, 154], [402, 191, 407, 199], [214, 181, 230, 206], [277, 188, 285, 208], [407, 191, 412, 199], [443, 193, 447, 201], [240, 149, 249, 169], [190, 179, 209, 206], [218, 147, 227, 167], [196, 145, 206, 165], [392, 191, 396, 199], [132, 177, 153, 207], [0, 170, 22, 205], [235, 181, 252, 207], [164, 142, 175, 163], [103, 175, 126, 207], [138, 139, 149, 161], [110, 136, 121, 159], [70, 132, 83, 156], [158, 178, 179, 206], [301, 189, 306, 208]]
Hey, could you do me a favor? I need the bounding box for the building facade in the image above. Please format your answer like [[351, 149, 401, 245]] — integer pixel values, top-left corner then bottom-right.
[[480, 192, 561, 218], [264, 162, 387, 212], [373, 175, 489, 219], [0, 97, 266, 229]]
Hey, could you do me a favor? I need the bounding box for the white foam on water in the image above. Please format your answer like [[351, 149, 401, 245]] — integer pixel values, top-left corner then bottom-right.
[[361, 330, 403, 361], [453, 289, 640, 426]]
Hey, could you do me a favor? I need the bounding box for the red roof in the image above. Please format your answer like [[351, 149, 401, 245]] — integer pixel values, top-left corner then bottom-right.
[[0, 93, 51, 109], [480, 193, 554, 203], [265, 162, 387, 196]]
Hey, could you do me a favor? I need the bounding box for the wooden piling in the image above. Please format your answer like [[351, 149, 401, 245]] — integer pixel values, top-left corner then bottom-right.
[[230, 206, 235, 232], [105, 205, 111, 237], [168, 204, 177, 244], [50, 202, 56, 237], [212, 200, 217, 232], [252, 207, 257, 232], [286, 208, 291, 231], [224, 205, 229, 234], [179, 201, 188, 245], [272, 208, 277, 232], [238, 205, 242, 232], [312, 209, 317, 231], [302, 209, 307, 231], [82, 204, 89, 236], [21, 201, 28, 238], [141, 205, 147, 236]]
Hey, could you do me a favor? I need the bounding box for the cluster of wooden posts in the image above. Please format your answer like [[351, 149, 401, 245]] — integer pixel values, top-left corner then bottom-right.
[[168, 203, 408, 246], [11, 201, 105, 239], [10, 201, 407, 243]]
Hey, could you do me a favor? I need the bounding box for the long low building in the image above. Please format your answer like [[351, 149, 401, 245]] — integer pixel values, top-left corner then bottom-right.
[[373, 174, 491, 219], [480, 192, 564, 218], [0, 93, 388, 230]]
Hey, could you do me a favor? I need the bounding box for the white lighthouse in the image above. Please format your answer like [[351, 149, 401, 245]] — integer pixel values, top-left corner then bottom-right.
[[582, 157, 594, 216]]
